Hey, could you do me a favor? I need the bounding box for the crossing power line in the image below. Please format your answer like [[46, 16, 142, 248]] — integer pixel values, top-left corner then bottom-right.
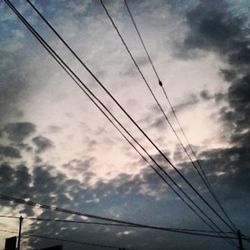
[[0, 214, 237, 235], [26, 0, 236, 236], [123, 0, 237, 232], [99, 0, 236, 235], [0, 201, 246, 242], [0, 229, 135, 250], [4, 0, 238, 247], [23, 233, 134, 250], [2, 1, 238, 248], [5, 0, 225, 236]]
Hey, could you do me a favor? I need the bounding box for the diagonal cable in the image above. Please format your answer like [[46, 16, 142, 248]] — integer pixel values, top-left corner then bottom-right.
[[5, 1, 237, 246], [28, 0, 236, 234], [0, 195, 242, 243], [99, 0, 236, 233], [123, 0, 237, 232], [5, 0, 224, 236]]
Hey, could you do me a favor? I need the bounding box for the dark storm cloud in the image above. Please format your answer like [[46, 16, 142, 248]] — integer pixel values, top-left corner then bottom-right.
[[32, 135, 54, 153], [1, 136, 243, 250], [223, 74, 250, 136], [0, 11, 33, 123], [219, 68, 238, 82], [0, 145, 21, 158], [136, 1, 250, 246], [0, 67, 26, 122], [2, 122, 36, 142], [198, 147, 250, 193], [0, 163, 33, 215], [176, 0, 250, 143], [1, 1, 250, 249], [25, 164, 204, 250], [182, 0, 249, 62], [26, 159, 241, 250], [168, 0, 250, 238], [0, 134, 204, 250]]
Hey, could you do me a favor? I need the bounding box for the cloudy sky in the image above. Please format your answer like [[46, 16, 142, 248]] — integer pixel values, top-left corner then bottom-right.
[[0, 0, 250, 249]]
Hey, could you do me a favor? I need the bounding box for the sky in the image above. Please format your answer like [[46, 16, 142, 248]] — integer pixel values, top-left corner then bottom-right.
[[0, 0, 250, 249]]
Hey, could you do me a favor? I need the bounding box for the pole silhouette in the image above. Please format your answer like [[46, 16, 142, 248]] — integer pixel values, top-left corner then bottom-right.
[[17, 216, 23, 250], [237, 230, 244, 250]]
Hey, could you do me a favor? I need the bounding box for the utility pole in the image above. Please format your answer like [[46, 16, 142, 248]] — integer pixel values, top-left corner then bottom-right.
[[17, 216, 23, 250], [237, 230, 243, 250]]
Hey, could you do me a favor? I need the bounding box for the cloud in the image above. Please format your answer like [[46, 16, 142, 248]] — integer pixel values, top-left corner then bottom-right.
[[62, 158, 96, 183], [0, 133, 209, 250], [0, 163, 32, 212], [191, 145, 250, 227], [23, 166, 205, 250], [2, 122, 36, 143], [175, 0, 250, 145], [0, 68, 26, 123], [0, 145, 21, 159], [172, 94, 200, 113], [167, 0, 250, 233], [1, 133, 247, 250], [32, 136, 54, 153], [183, 0, 241, 55], [224, 74, 250, 135], [144, 0, 250, 242], [47, 125, 62, 133], [1, 0, 250, 249]]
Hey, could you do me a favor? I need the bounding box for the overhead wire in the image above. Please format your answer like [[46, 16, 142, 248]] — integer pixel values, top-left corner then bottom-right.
[[0, 229, 17, 234], [123, 0, 237, 232], [4, 0, 225, 236], [0, 229, 134, 250], [12, 0, 231, 237], [19, 231, 250, 242], [0, 215, 236, 235], [99, 0, 236, 234], [0, 198, 245, 242], [23, 233, 133, 250], [0, 215, 138, 227], [3, 1, 238, 247], [3, 0, 226, 238], [4, 0, 240, 248], [26, 0, 236, 235]]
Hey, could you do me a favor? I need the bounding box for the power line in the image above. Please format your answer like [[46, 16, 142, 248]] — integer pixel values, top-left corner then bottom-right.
[[4, 230, 248, 250], [2, 225, 245, 246], [0, 215, 143, 228], [0, 229, 134, 250], [26, 0, 235, 236], [0, 229, 17, 234], [99, 0, 236, 234], [1, 215, 132, 227], [11, 0, 227, 236], [4, 1, 236, 247], [9, 0, 223, 235], [0, 215, 237, 235], [4, 1, 238, 248], [0, 202, 245, 242], [3, 216, 249, 250], [123, 0, 237, 232], [21, 229, 250, 242], [0, 194, 221, 238], [23, 233, 133, 250]]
